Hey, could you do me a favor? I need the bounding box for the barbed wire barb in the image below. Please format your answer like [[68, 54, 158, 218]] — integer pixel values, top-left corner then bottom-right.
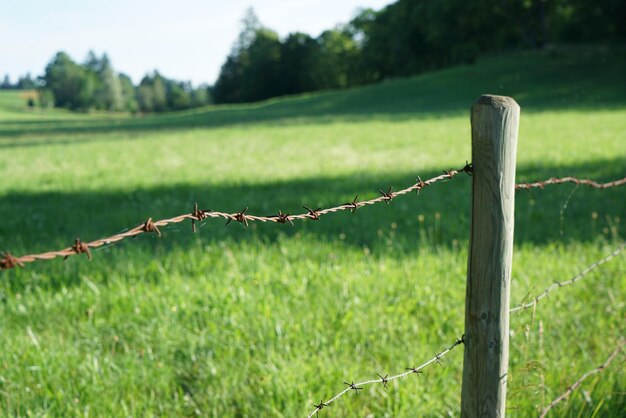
[[377, 373, 389, 389], [343, 381, 363, 394], [0, 252, 23, 269], [191, 202, 210, 233], [306, 335, 464, 418], [510, 242, 626, 313], [379, 187, 394, 203], [142, 217, 161, 237], [303, 206, 321, 221]]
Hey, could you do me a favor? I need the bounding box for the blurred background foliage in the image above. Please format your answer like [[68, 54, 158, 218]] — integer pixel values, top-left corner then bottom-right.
[[2, 0, 624, 112]]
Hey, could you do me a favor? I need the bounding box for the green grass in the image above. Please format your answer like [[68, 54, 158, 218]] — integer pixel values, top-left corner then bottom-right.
[[0, 45, 625, 417]]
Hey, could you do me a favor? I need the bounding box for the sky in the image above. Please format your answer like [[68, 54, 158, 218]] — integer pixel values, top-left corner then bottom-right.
[[0, 0, 394, 86]]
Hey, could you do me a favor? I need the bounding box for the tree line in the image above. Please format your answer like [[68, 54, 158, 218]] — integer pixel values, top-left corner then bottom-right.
[[1, 51, 212, 113], [3, 0, 623, 111], [1, 74, 37, 90], [213, 0, 625, 104]]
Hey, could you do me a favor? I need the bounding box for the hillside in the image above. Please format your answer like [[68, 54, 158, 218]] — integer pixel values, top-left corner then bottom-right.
[[1, 45, 625, 139]]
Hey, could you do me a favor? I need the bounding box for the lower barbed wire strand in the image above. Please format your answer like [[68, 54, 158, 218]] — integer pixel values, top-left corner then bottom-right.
[[515, 175, 626, 190], [538, 339, 625, 418], [305, 336, 464, 418], [509, 241, 626, 313]]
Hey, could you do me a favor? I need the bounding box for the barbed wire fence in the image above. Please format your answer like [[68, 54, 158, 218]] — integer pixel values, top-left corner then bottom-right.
[[1, 166, 624, 271], [0, 144, 624, 414], [305, 239, 625, 417], [539, 339, 625, 418]]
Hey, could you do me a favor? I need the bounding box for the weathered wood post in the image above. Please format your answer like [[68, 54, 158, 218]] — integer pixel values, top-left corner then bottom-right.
[[461, 95, 519, 417]]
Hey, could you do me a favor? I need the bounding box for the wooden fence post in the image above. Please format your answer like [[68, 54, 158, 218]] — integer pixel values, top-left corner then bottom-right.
[[461, 95, 519, 417]]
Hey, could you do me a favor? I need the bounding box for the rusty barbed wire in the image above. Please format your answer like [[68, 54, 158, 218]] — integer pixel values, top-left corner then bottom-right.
[[538, 339, 624, 418], [3, 166, 626, 272], [306, 335, 464, 418], [515, 176, 626, 190], [0, 163, 473, 271], [509, 241, 626, 313]]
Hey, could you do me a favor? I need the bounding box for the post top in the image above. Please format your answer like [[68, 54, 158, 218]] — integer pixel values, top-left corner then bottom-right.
[[475, 94, 519, 109]]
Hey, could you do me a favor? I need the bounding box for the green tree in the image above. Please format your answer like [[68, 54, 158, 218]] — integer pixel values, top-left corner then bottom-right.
[[1, 75, 12, 89], [191, 85, 211, 107], [213, 8, 262, 103], [151, 73, 167, 112], [551, 0, 626, 43], [240, 28, 282, 101], [213, 55, 244, 103], [84, 50, 102, 73], [279, 32, 319, 95], [166, 80, 192, 110], [16, 73, 37, 89], [37, 89, 55, 109], [44, 51, 95, 110], [316, 28, 360, 88], [96, 54, 124, 111], [118, 73, 138, 113], [136, 72, 167, 112], [214, 9, 282, 103], [350, 1, 525, 80], [137, 77, 155, 112], [234, 8, 262, 54]]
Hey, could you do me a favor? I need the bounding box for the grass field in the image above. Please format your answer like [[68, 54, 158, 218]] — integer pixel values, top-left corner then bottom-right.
[[0, 45, 625, 417]]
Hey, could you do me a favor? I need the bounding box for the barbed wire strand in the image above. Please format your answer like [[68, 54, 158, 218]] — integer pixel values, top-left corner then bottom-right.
[[308, 241, 625, 417], [306, 335, 464, 418], [3, 167, 626, 271], [516, 176, 626, 190], [538, 339, 624, 418], [509, 241, 626, 313], [0, 163, 473, 271]]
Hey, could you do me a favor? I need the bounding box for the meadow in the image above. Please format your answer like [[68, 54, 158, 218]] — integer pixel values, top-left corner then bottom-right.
[[0, 45, 625, 417]]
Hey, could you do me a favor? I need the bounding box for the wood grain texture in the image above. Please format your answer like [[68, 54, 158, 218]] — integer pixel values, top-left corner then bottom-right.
[[461, 94, 519, 418]]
